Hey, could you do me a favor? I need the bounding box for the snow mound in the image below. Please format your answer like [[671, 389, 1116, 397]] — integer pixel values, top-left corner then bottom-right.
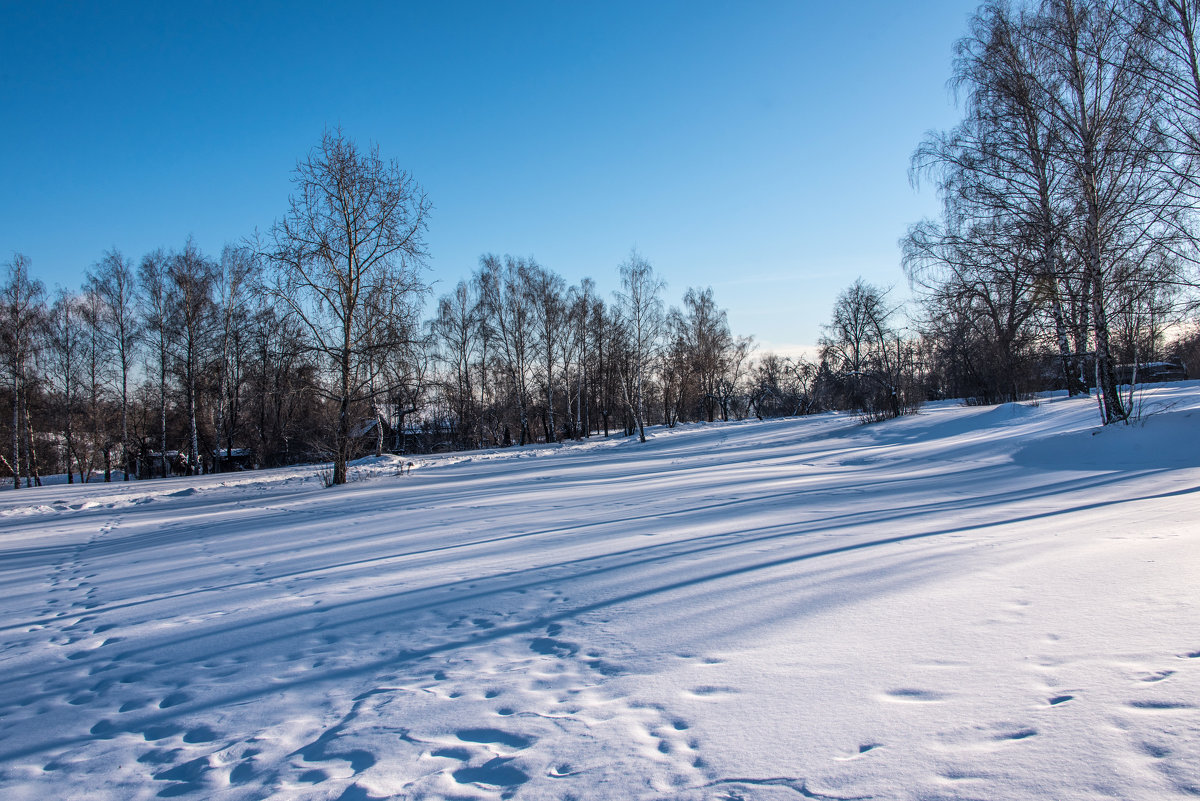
[[1014, 408, 1200, 470]]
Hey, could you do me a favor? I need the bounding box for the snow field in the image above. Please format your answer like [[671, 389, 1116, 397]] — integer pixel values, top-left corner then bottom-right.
[[1, 384, 1199, 799]]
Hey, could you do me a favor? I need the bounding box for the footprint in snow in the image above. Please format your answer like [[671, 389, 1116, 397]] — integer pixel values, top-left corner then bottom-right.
[[182, 725, 220, 744], [431, 746, 472, 761], [994, 727, 1038, 741], [456, 728, 534, 749], [137, 748, 182, 765], [1142, 742, 1172, 759], [452, 757, 529, 789], [142, 723, 184, 741], [529, 637, 578, 658]]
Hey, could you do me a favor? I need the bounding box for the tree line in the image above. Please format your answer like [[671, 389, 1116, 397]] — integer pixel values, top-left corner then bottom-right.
[[4, 131, 849, 489]]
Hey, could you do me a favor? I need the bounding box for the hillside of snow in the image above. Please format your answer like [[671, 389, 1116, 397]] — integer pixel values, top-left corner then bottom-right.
[[2, 384, 1199, 800]]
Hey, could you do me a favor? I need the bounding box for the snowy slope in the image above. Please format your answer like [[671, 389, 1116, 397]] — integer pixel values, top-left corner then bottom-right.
[[1, 384, 1199, 800]]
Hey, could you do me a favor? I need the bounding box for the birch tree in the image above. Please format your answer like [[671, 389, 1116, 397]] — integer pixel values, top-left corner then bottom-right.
[[1034, 0, 1176, 422], [47, 290, 85, 482], [479, 255, 536, 445], [86, 248, 140, 479], [615, 251, 665, 443], [169, 240, 216, 476], [265, 129, 430, 485], [213, 246, 258, 471], [1, 254, 46, 488], [139, 249, 174, 479]]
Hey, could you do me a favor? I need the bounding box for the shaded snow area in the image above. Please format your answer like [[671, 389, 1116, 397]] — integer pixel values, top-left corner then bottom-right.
[[3, 385, 1200, 801]]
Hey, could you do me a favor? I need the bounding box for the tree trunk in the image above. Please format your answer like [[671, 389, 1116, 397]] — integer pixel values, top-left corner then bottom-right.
[[11, 370, 19, 490], [374, 399, 385, 458], [159, 369, 168, 479], [121, 370, 130, 480], [188, 369, 200, 475], [334, 318, 352, 485], [1048, 278, 1084, 396], [22, 388, 41, 486], [1089, 261, 1125, 423]]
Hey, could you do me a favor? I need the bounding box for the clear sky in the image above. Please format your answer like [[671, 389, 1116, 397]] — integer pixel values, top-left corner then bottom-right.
[[1, 1, 977, 354]]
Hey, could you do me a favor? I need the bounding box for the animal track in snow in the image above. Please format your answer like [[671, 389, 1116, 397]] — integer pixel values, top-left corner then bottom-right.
[[529, 636, 579, 658], [452, 757, 530, 790], [993, 727, 1038, 741], [456, 727, 535, 749]]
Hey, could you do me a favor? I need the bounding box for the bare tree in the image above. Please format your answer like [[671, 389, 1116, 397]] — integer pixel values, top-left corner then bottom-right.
[[433, 280, 483, 449], [821, 279, 918, 419], [715, 334, 755, 421], [264, 129, 430, 485], [749, 353, 821, 418], [213, 245, 258, 471], [169, 240, 217, 475], [245, 298, 315, 468], [80, 286, 117, 481], [680, 287, 734, 421], [1127, 1, 1200, 199], [86, 248, 141, 479], [590, 294, 619, 437], [615, 250, 666, 443], [566, 278, 595, 439], [905, 220, 1045, 402], [910, 1, 1086, 395], [527, 262, 566, 442], [46, 290, 85, 482], [1124, 0, 1200, 290], [1034, 0, 1178, 422], [1, 254, 46, 488], [479, 255, 536, 445], [139, 248, 174, 478]]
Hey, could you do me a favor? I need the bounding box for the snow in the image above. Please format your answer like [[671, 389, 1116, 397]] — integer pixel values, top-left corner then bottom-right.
[[2, 383, 1199, 800]]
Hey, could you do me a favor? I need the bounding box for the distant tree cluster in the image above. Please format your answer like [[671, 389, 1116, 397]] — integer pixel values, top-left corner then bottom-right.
[[425, 251, 765, 452], [1, 240, 328, 489], [906, 0, 1200, 420]]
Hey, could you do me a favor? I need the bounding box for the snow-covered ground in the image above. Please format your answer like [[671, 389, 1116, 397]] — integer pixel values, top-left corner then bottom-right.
[[2, 384, 1199, 800]]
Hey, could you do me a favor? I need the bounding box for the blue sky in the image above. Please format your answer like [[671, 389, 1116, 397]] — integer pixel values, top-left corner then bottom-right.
[[1, 1, 976, 352]]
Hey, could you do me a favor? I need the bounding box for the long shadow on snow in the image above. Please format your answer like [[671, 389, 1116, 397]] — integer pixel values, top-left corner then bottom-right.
[[1, 476, 1195, 762], [0, 460, 1149, 641], [0, 459, 1166, 647]]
